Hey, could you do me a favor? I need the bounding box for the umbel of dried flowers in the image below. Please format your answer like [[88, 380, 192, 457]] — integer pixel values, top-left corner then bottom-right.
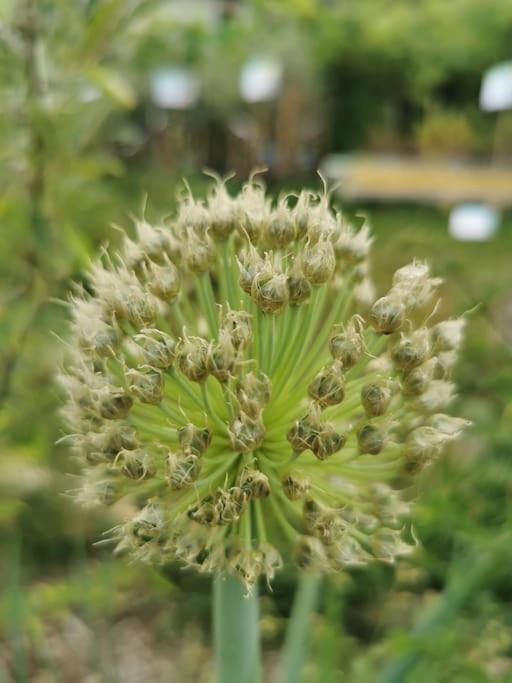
[[59, 173, 469, 591]]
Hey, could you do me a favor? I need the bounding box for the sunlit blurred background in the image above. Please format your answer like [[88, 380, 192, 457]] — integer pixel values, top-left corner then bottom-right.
[[1, 1, 512, 680]]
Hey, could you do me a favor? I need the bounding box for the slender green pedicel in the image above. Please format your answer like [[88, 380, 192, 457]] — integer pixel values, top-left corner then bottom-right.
[[60, 175, 469, 591]]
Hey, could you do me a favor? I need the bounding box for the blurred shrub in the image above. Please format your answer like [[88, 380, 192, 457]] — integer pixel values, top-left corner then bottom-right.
[[415, 110, 478, 158]]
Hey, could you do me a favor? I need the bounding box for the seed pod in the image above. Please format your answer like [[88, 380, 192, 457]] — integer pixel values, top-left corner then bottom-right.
[[145, 258, 181, 302], [99, 392, 133, 420], [329, 316, 365, 367], [119, 448, 155, 480], [391, 260, 442, 309], [312, 514, 344, 545], [177, 194, 209, 236], [266, 202, 296, 248], [287, 412, 319, 453], [177, 423, 212, 456], [83, 423, 138, 462], [282, 474, 310, 500], [334, 222, 372, 265], [251, 261, 289, 314], [177, 335, 210, 383], [238, 180, 271, 243], [431, 318, 465, 352], [229, 412, 265, 452], [294, 536, 329, 571], [308, 360, 345, 407], [81, 324, 119, 358], [216, 487, 248, 524], [235, 371, 271, 418], [402, 357, 437, 397], [302, 236, 336, 285], [167, 450, 201, 489], [131, 503, 164, 543], [369, 296, 404, 335], [287, 274, 312, 305], [357, 424, 384, 455], [188, 496, 220, 526], [310, 425, 346, 460], [237, 246, 265, 294], [293, 190, 313, 239], [207, 330, 236, 382], [126, 367, 164, 404], [135, 329, 176, 369], [303, 498, 322, 526], [184, 232, 215, 273], [121, 286, 159, 328], [238, 467, 270, 498], [221, 310, 252, 350], [207, 180, 239, 240], [361, 382, 392, 417], [404, 426, 449, 473], [133, 220, 173, 265], [391, 329, 430, 372]]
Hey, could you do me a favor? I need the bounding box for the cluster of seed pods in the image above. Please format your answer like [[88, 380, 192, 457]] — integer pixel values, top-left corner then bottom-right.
[[60, 174, 469, 589]]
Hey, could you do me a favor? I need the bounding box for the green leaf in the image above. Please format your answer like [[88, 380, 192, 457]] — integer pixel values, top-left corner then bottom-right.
[[85, 65, 137, 109]]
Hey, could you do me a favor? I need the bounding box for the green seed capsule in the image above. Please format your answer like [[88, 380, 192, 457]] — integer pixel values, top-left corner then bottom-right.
[[207, 331, 236, 383], [310, 426, 346, 460], [146, 260, 181, 302], [177, 335, 210, 383], [357, 424, 384, 455], [308, 361, 345, 407], [135, 329, 176, 369], [361, 383, 391, 417], [177, 423, 212, 456], [238, 467, 270, 498], [287, 275, 312, 305], [120, 448, 155, 480], [126, 368, 164, 404], [99, 393, 133, 420], [251, 269, 289, 314], [391, 330, 430, 372], [302, 237, 336, 285], [294, 536, 329, 570], [221, 310, 252, 350], [282, 474, 310, 500], [216, 487, 248, 524], [287, 417, 318, 453], [369, 296, 404, 335], [266, 206, 296, 248], [235, 371, 271, 418], [167, 451, 201, 489], [188, 496, 220, 526], [229, 413, 265, 452]]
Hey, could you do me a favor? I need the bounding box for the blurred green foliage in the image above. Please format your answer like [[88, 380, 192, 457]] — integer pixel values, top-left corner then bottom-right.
[[1, 0, 512, 680]]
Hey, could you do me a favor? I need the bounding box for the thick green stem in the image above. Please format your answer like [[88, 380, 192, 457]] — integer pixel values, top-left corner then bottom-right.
[[213, 574, 261, 683], [277, 572, 322, 683]]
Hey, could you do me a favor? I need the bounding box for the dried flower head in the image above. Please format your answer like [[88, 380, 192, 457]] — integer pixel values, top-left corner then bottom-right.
[[60, 174, 468, 590]]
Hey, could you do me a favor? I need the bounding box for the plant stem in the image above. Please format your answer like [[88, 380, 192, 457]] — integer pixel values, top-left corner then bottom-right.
[[213, 574, 261, 683], [277, 572, 322, 683]]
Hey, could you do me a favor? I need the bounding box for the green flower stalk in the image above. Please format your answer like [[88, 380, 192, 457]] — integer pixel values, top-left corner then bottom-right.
[[59, 174, 469, 592]]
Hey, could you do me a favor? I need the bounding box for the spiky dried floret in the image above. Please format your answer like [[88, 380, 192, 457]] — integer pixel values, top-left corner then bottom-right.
[[59, 174, 468, 591]]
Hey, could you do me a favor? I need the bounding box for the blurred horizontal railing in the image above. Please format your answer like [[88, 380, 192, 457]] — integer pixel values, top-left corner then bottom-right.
[[321, 154, 512, 206]]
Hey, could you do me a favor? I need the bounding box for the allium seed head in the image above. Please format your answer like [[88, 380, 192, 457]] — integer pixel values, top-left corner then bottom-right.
[[59, 173, 467, 590]]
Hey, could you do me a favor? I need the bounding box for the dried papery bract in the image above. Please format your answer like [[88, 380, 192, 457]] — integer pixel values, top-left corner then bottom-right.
[[59, 173, 468, 591]]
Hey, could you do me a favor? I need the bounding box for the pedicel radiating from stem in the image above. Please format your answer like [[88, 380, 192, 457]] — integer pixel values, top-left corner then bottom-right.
[[59, 174, 470, 591]]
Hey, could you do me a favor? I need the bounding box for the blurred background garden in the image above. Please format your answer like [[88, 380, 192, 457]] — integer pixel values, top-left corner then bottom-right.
[[1, 0, 512, 680]]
